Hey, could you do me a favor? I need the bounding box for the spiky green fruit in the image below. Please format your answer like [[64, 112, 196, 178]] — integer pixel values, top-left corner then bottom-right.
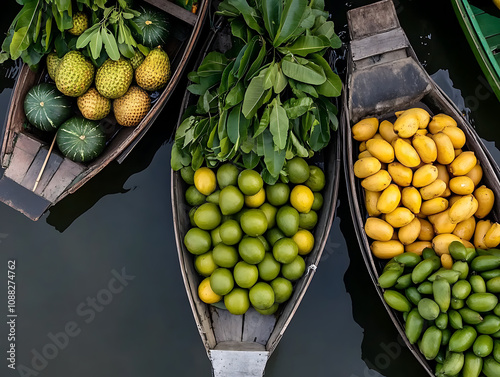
[[135, 47, 171, 91], [55, 51, 94, 97], [129, 50, 145, 70], [113, 86, 151, 127], [95, 57, 133, 99], [46, 52, 62, 81], [68, 12, 89, 36], [77, 88, 111, 121]]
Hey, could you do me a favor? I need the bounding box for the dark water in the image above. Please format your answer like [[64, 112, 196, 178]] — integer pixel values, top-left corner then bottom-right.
[[0, 1, 499, 376]]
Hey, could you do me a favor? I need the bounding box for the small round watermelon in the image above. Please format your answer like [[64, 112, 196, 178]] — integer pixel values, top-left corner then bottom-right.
[[24, 83, 73, 131], [56, 117, 106, 162], [132, 6, 170, 48]]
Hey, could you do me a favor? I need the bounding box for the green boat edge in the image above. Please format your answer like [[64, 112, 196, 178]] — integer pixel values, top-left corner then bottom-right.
[[451, 0, 500, 102]]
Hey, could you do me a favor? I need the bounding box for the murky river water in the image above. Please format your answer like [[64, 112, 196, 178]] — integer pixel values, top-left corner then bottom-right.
[[0, 1, 499, 376]]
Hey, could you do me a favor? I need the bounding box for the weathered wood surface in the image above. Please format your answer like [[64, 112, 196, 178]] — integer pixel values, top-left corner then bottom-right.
[[144, 0, 197, 26], [4, 133, 43, 183], [347, 0, 399, 40], [41, 159, 85, 202], [350, 28, 408, 61], [34, 152, 63, 196], [211, 307, 244, 344], [210, 349, 269, 377], [242, 308, 275, 345], [0, 177, 51, 220]]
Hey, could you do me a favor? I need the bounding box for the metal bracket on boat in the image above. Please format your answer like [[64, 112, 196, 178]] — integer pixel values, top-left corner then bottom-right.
[[305, 264, 317, 276]]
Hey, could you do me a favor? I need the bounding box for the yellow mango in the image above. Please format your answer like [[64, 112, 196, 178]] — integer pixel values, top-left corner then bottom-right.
[[449, 176, 475, 195], [428, 209, 457, 234], [412, 164, 439, 188], [358, 150, 372, 159], [432, 234, 462, 256], [385, 207, 415, 228], [395, 108, 430, 129], [377, 184, 401, 214], [379, 120, 398, 144], [442, 126, 466, 149], [428, 113, 457, 134], [455, 149, 462, 158], [453, 216, 476, 241], [365, 190, 382, 217], [484, 223, 500, 248], [370, 240, 404, 259], [366, 139, 395, 163], [474, 185, 494, 219], [372, 133, 384, 140], [461, 239, 475, 249], [418, 218, 435, 241], [359, 141, 367, 152], [361, 170, 392, 192], [449, 151, 477, 176], [420, 197, 449, 216], [420, 179, 447, 201], [364, 217, 394, 241], [432, 132, 455, 165], [398, 217, 422, 245], [405, 241, 432, 255], [388, 162, 413, 187], [465, 164, 483, 186], [441, 254, 454, 269], [352, 117, 379, 141], [354, 157, 381, 179], [402, 186, 422, 214], [449, 194, 475, 224], [394, 114, 419, 138], [412, 133, 437, 163], [474, 220, 492, 249], [436, 164, 451, 197], [393, 138, 421, 167], [415, 129, 428, 136]]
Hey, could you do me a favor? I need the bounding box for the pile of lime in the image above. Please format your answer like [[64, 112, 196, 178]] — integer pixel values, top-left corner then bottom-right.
[[181, 157, 326, 315]]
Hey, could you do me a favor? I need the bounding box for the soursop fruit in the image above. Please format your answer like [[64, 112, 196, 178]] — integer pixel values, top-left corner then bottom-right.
[[95, 57, 133, 99], [77, 88, 111, 121], [46, 52, 62, 81], [55, 51, 94, 97], [135, 47, 171, 91], [113, 86, 151, 127], [129, 50, 145, 70], [68, 12, 89, 36]]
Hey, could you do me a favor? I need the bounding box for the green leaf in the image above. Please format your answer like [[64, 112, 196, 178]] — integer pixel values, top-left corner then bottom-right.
[[330, 34, 342, 49], [225, 81, 245, 109], [188, 74, 221, 96], [76, 24, 100, 49], [269, 102, 288, 150], [242, 151, 259, 169], [262, 168, 280, 185], [237, 35, 259, 79], [231, 19, 247, 41], [273, 0, 307, 47], [242, 71, 268, 119], [263, 64, 275, 90], [309, 107, 330, 151], [89, 30, 103, 60], [45, 17, 52, 49], [263, 129, 286, 178], [197, 51, 228, 77], [274, 65, 288, 93], [281, 56, 326, 85], [218, 110, 228, 140], [10, 26, 30, 59], [33, 9, 42, 43], [171, 143, 191, 170], [136, 44, 150, 56], [283, 96, 313, 119], [227, 0, 264, 34], [289, 131, 309, 158], [246, 39, 266, 81], [118, 42, 134, 59], [101, 27, 120, 60], [20, 45, 43, 68], [310, 54, 342, 97], [262, 0, 281, 39], [191, 145, 204, 170], [227, 103, 249, 149], [218, 60, 235, 95], [254, 106, 270, 138], [313, 19, 335, 40], [279, 35, 329, 56], [56, 0, 72, 13]]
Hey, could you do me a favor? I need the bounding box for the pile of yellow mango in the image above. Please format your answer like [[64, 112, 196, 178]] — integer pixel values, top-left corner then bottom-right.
[[352, 108, 499, 259]]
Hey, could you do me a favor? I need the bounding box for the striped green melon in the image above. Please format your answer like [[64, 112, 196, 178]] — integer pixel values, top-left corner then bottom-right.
[[132, 6, 170, 48], [56, 117, 106, 162], [24, 83, 73, 131]]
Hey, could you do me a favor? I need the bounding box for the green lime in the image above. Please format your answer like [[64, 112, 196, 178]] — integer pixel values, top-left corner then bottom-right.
[[180, 166, 195, 184], [258, 252, 281, 281], [266, 183, 290, 206], [240, 209, 268, 236], [184, 228, 212, 255], [265, 228, 285, 246], [217, 163, 240, 189], [249, 282, 275, 310], [189, 207, 197, 227], [219, 220, 243, 245], [219, 185, 244, 215], [238, 169, 263, 196], [206, 190, 220, 204], [305, 165, 325, 191], [299, 210, 318, 230], [271, 277, 293, 303], [255, 302, 279, 315], [259, 203, 277, 228], [211, 226, 222, 247], [210, 268, 234, 296], [233, 208, 249, 223], [185, 185, 206, 206], [224, 287, 250, 315], [287, 157, 310, 184], [257, 235, 270, 252], [213, 243, 239, 268], [238, 237, 266, 264], [194, 251, 218, 277], [194, 203, 222, 230], [272, 238, 298, 264], [276, 205, 299, 236], [234, 261, 259, 288], [312, 192, 323, 211], [281, 255, 306, 281]]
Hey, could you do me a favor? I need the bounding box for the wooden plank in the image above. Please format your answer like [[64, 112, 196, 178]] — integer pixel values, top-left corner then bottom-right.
[[34, 152, 63, 195], [211, 306, 243, 343], [20, 148, 49, 189], [143, 0, 197, 26], [487, 33, 500, 51], [351, 28, 408, 61], [347, 0, 399, 40], [4, 134, 43, 184], [41, 158, 85, 202], [475, 13, 500, 38], [241, 308, 275, 345], [0, 177, 51, 221], [15, 133, 44, 154], [210, 349, 268, 377]]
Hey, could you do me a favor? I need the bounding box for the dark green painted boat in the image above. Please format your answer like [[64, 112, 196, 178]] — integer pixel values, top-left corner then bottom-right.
[[451, 0, 500, 101]]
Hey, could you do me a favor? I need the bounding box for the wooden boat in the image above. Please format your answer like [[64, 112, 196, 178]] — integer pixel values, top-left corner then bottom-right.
[[451, 0, 500, 102], [171, 24, 341, 377], [0, 0, 209, 220], [342, 1, 500, 375]]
